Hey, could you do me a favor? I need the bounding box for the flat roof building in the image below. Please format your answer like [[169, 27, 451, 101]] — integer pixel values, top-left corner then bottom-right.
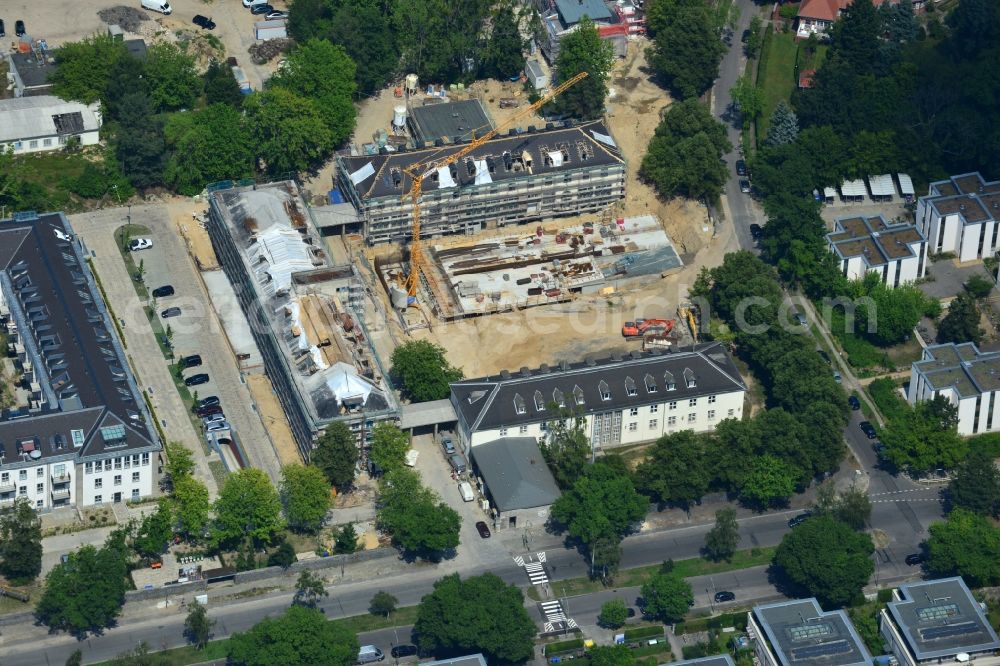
[[880, 577, 1000, 666], [337, 119, 626, 245], [916, 172, 1000, 262], [747, 599, 873, 666], [826, 215, 927, 287], [470, 437, 561, 530], [0, 212, 161, 510], [660, 656, 736, 666], [907, 342, 1000, 436], [205, 181, 398, 459], [408, 99, 494, 145]]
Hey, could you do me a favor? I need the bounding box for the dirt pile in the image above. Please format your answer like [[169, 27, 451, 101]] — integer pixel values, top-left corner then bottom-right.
[[97, 6, 149, 32], [249, 38, 293, 65]]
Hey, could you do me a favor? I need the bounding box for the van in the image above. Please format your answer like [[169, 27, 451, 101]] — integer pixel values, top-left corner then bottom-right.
[[357, 646, 385, 664], [449, 454, 466, 474], [458, 481, 474, 502], [141, 0, 173, 14]]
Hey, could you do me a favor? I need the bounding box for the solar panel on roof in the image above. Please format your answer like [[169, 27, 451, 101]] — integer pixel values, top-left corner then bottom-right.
[[789, 623, 834, 641], [790, 640, 852, 660], [919, 622, 981, 641], [917, 604, 959, 622]]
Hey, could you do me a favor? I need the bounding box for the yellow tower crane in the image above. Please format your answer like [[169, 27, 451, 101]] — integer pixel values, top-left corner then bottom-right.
[[400, 71, 589, 297]]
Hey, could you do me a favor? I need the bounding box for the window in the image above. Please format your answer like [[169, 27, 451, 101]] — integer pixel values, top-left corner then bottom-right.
[[84, 463, 93, 474], [36, 467, 44, 478], [132, 489, 141, 501], [18, 470, 27, 481], [599, 380, 611, 401], [28, 140, 38, 149], [628, 422, 638, 432], [95, 495, 103, 504], [669, 401, 677, 410], [534, 390, 545, 412], [132, 455, 140, 467], [36, 499, 44, 508], [114, 475, 122, 486], [688, 398, 697, 407], [19, 486, 26, 496], [687, 413, 696, 423], [644, 374, 657, 393], [513, 393, 526, 415], [650, 404, 659, 414], [1, 472, 8, 483], [573, 385, 585, 405], [708, 395, 717, 404], [649, 419, 658, 429], [553, 388, 566, 408], [124, 457, 130, 469], [114, 458, 122, 470], [95, 460, 103, 473], [625, 376, 637, 397], [708, 410, 716, 420], [54, 464, 66, 477], [665, 371, 676, 391], [668, 416, 677, 426], [728, 409, 735, 417], [132, 472, 140, 483], [499, 427, 508, 437], [684, 368, 696, 388], [518, 425, 529, 434], [43, 138, 52, 147], [36, 483, 44, 493], [94, 478, 103, 489], [629, 408, 639, 417], [141, 453, 150, 466], [540, 422, 548, 432]]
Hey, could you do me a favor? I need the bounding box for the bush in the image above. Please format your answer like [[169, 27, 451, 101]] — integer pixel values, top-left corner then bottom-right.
[[969, 432, 1000, 458], [70, 163, 111, 199], [965, 274, 995, 299], [545, 638, 584, 655], [624, 625, 665, 641], [779, 4, 799, 19], [867, 378, 909, 422]]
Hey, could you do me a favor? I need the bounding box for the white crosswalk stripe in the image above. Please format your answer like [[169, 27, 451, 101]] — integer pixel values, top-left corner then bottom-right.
[[537, 551, 547, 563], [566, 619, 578, 629], [513, 556, 525, 567], [544, 622, 554, 633]]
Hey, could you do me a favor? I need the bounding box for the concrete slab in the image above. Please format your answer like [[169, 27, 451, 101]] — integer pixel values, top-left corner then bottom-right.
[[201, 271, 263, 370]]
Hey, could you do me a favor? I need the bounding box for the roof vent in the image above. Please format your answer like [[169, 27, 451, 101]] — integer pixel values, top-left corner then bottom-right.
[[610, 353, 622, 362], [585, 358, 596, 367], [630, 350, 642, 359], [500, 369, 510, 379], [539, 363, 550, 374], [520, 366, 531, 377]]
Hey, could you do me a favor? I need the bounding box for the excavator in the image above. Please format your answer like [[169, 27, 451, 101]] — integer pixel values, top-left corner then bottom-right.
[[622, 318, 675, 338]]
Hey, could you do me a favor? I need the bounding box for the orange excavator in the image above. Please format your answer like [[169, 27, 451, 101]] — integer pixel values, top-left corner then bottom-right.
[[622, 318, 675, 338]]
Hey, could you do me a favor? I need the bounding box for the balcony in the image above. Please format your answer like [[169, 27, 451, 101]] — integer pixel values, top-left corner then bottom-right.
[[51, 487, 71, 501], [0, 494, 15, 506], [0, 480, 15, 494], [51, 472, 71, 485]]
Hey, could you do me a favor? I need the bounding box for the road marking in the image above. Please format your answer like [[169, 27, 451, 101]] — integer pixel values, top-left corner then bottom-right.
[[871, 498, 941, 504], [513, 556, 525, 567], [537, 551, 547, 563], [869, 489, 936, 497]]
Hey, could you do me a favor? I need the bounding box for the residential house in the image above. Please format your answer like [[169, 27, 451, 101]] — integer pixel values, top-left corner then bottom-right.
[[916, 172, 1000, 262], [826, 214, 928, 286], [907, 342, 1000, 436], [0, 96, 101, 154]]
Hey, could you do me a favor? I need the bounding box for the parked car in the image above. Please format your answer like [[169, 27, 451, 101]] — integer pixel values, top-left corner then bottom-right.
[[739, 179, 752, 194], [152, 285, 174, 298], [391, 645, 418, 659], [832, 370, 842, 383], [442, 437, 456, 455], [180, 354, 202, 369], [197, 396, 220, 408], [735, 160, 748, 177], [357, 646, 385, 664], [749, 223, 763, 240], [714, 591, 736, 603], [905, 553, 924, 566], [250, 3, 274, 14], [192, 14, 216, 29], [860, 421, 877, 439], [203, 413, 226, 425], [161, 307, 181, 318], [206, 421, 230, 432], [184, 373, 209, 386], [788, 512, 812, 528], [848, 395, 861, 410], [265, 10, 288, 19], [129, 238, 153, 251], [196, 404, 223, 418], [449, 454, 466, 473], [243, 0, 268, 6], [792, 311, 807, 326], [15, 19, 25, 37]]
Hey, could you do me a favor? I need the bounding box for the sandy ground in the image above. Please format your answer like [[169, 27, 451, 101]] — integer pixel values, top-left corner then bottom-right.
[[166, 203, 220, 270], [246, 375, 301, 467]]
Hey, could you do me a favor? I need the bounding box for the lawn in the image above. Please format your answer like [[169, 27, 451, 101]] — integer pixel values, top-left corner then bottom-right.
[[756, 29, 799, 140], [528, 547, 776, 601], [13, 151, 94, 213]]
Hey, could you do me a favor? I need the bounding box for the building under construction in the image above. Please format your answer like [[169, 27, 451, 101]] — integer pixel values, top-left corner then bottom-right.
[[336, 119, 626, 245]]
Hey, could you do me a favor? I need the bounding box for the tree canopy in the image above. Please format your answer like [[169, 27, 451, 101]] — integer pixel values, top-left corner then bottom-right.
[[641, 99, 731, 201], [369, 423, 411, 475], [540, 409, 591, 489], [704, 507, 741, 562], [50, 34, 128, 104], [213, 468, 285, 546], [550, 462, 648, 548], [164, 104, 254, 196], [774, 515, 874, 607], [0, 497, 43, 582], [311, 421, 359, 490], [378, 469, 461, 556], [414, 573, 537, 663], [143, 42, 202, 112], [879, 396, 967, 473], [640, 573, 693, 622], [228, 605, 358, 666], [245, 88, 335, 174], [646, 0, 727, 99], [937, 292, 982, 345], [172, 475, 210, 541], [390, 340, 464, 402], [948, 448, 1000, 517], [637, 431, 711, 507], [551, 17, 615, 120], [281, 464, 332, 533], [925, 508, 1000, 587], [133, 500, 174, 559]]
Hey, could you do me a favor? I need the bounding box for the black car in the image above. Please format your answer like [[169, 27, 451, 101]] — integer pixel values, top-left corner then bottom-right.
[[860, 421, 877, 439], [15, 20, 25, 37], [0, 19, 6, 38], [739, 179, 752, 194], [848, 395, 861, 410], [735, 159, 748, 177], [152, 285, 174, 298], [196, 404, 223, 418], [161, 307, 182, 318], [788, 512, 812, 528], [714, 591, 736, 603], [475, 521, 491, 538], [817, 349, 832, 365], [197, 395, 220, 408], [905, 553, 924, 566], [184, 373, 209, 387], [391, 645, 418, 659], [749, 223, 763, 240], [192, 14, 216, 29], [250, 3, 274, 14], [180, 354, 202, 369]]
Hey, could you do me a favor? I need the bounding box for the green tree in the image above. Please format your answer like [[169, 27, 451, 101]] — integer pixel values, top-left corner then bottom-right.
[[835, 485, 872, 530], [744, 15, 764, 58], [704, 507, 741, 561], [369, 423, 411, 475], [293, 570, 329, 608], [70, 162, 113, 199], [641, 99, 731, 201], [311, 421, 359, 490], [965, 274, 994, 299], [640, 573, 693, 622], [765, 102, 800, 147], [164, 104, 255, 196], [880, 396, 967, 473], [414, 573, 537, 663], [184, 600, 215, 649], [925, 508, 1000, 586], [390, 340, 464, 402], [66, 649, 83, 666], [739, 455, 796, 508], [550, 462, 648, 550], [325, 0, 400, 93], [35, 541, 129, 637], [213, 468, 285, 546], [335, 522, 359, 554], [551, 17, 615, 120], [144, 42, 202, 112], [774, 515, 874, 607], [852, 278, 932, 346], [378, 491, 461, 556], [104, 50, 148, 121], [369, 590, 398, 617], [540, 409, 591, 489], [281, 464, 332, 533], [949, 448, 1000, 517], [228, 605, 358, 666], [164, 441, 195, 482], [204, 59, 245, 107], [637, 431, 710, 507], [393, 0, 491, 82], [245, 88, 335, 173], [50, 34, 128, 103], [133, 500, 174, 559], [269, 39, 357, 144], [0, 497, 43, 582], [589, 646, 636, 666], [646, 0, 726, 98], [115, 91, 166, 188], [480, 2, 528, 80], [731, 74, 764, 129], [598, 598, 629, 628], [268, 541, 297, 569], [172, 475, 210, 541], [937, 292, 982, 344]]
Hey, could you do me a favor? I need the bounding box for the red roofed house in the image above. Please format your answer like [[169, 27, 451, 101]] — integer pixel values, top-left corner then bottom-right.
[[794, 0, 897, 37]]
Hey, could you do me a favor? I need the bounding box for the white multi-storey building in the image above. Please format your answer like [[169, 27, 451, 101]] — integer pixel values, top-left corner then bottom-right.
[[907, 342, 1000, 436], [916, 172, 1000, 262], [450, 342, 746, 452], [827, 215, 928, 286], [0, 212, 161, 511]]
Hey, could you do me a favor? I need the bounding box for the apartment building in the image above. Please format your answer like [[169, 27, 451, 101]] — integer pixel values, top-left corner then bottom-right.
[[450, 342, 746, 452], [907, 342, 1000, 436], [826, 215, 928, 286], [747, 599, 873, 666], [0, 212, 161, 510], [337, 120, 626, 245], [916, 172, 1000, 262]]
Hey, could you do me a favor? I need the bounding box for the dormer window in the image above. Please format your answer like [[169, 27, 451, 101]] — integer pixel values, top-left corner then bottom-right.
[[645, 373, 657, 393], [534, 390, 545, 412], [599, 380, 610, 401], [573, 385, 585, 406], [684, 368, 696, 388], [664, 371, 676, 391], [625, 376, 637, 397], [553, 388, 566, 408], [513, 393, 526, 415]]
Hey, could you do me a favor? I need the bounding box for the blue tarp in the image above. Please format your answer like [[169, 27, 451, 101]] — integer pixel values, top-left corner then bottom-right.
[[328, 189, 345, 204]]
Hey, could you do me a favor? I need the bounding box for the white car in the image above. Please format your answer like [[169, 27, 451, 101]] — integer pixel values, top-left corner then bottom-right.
[[203, 413, 226, 425], [206, 421, 230, 432], [265, 10, 288, 19], [242, 0, 268, 7], [129, 238, 153, 251]]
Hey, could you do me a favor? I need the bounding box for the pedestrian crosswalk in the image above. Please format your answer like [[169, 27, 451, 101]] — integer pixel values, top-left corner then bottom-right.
[[540, 601, 578, 633], [513, 555, 525, 567], [525, 561, 549, 585]]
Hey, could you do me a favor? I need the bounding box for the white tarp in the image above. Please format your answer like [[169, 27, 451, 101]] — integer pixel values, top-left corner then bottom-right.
[[437, 166, 457, 189], [349, 162, 375, 185], [897, 173, 915, 196], [325, 362, 374, 405], [591, 131, 616, 148], [310, 346, 328, 371], [252, 225, 313, 294], [474, 159, 492, 185], [823, 186, 838, 199], [286, 301, 309, 352], [869, 174, 894, 196], [548, 151, 564, 167], [841, 179, 867, 197]]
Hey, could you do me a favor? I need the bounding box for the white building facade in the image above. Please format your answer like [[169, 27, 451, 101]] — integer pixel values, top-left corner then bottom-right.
[[0, 96, 102, 155], [916, 172, 1000, 262], [827, 215, 928, 286], [451, 342, 746, 452], [907, 342, 1000, 436]]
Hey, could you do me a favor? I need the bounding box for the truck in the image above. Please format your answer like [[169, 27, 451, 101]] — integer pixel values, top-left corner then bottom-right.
[[622, 318, 675, 338]]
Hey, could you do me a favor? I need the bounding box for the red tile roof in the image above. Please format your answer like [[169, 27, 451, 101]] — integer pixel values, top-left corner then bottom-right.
[[798, 69, 817, 88], [797, 0, 888, 22]]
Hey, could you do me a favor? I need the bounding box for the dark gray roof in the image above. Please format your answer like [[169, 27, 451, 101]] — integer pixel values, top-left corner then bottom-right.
[[423, 656, 487, 666], [662, 656, 736, 666], [912, 342, 1000, 398], [452, 342, 746, 433], [0, 213, 158, 466], [408, 99, 494, 144], [9, 51, 58, 89], [921, 171, 1000, 227], [752, 599, 873, 666], [471, 437, 561, 512], [341, 119, 623, 201], [886, 578, 1000, 660], [555, 0, 613, 25]]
